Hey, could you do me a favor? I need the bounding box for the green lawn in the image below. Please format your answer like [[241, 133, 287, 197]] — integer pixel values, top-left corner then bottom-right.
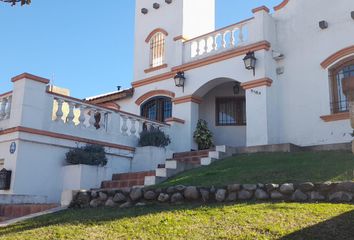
[[0, 203, 353, 240], [159, 151, 354, 187]]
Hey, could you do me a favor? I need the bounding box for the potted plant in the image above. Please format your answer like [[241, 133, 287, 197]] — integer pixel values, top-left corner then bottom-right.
[[62, 144, 109, 191], [193, 119, 213, 150]]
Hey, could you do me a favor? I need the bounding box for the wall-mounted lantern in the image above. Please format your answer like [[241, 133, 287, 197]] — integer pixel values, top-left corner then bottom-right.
[[233, 83, 241, 95], [243, 51, 257, 76], [174, 71, 186, 92]]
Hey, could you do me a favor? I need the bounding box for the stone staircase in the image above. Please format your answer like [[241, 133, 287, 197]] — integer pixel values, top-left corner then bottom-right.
[[0, 204, 58, 222]]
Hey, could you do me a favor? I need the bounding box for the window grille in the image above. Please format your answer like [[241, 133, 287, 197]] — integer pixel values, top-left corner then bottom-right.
[[150, 32, 165, 67]]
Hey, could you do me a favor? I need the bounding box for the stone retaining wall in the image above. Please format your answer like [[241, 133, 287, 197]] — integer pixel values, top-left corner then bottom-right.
[[70, 182, 354, 209]]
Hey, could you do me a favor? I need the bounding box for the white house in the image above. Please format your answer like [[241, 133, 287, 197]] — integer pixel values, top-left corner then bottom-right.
[[0, 0, 353, 204]]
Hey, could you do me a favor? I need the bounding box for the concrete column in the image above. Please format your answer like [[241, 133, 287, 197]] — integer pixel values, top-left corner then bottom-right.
[[10, 73, 50, 129]]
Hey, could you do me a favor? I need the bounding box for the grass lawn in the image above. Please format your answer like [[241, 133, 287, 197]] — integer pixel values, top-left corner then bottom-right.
[[0, 203, 353, 240], [159, 151, 354, 187]]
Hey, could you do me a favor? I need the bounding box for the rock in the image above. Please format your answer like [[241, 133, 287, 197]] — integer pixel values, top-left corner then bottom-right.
[[215, 189, 227, 202], [265, 184, 279, 192], [318, 182, 334, 192], [336, 182, 354, 193], [144, 191, 157, 200], [175, 185, 186, 192], [106, 190, 117, 196], [171, 192, 184, 203], [238, 190, 253, 200], [227, 184, 241, 192], [184, 186, 199, 200], [200, 189, 210, 202], [166, 186, 176, 194], [299, 182, 315, 192], [135, 202, 146, 207], [105, 198, 117, 207], [292, 189, 308, 201], [270, 191, 284, 200], [120, 202, 132, 208], [91, 190, 98, 198], [255, 189, 269, 200], [310, 191, 326, 201], [329, 192, 353, 202], [158, 193, 170, 203], [74, 192, 90, 208], [90, 199, 102, 208], [243, 184, 257, 191], [279, 183, 294, 194], [113, 193, 127, 203], [226, 192, 237, 202], [98, 192, 108, 201], [210, 186, 216, 194], [154, 188, 162, 194], [257, 183, 265, 189], [130, 188, 143, 201]]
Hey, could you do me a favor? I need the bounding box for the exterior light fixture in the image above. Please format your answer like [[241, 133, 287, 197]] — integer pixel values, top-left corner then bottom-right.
[[141, 8, 148, 14], [243, 51, 257, 76], [174, 71, 186, 92], [233, 83, 241, 95], [153, 3, 160, 9], [319, 20, 328, 29]]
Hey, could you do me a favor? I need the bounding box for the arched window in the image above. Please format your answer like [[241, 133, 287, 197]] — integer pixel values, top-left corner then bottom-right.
[[330, 58, 354, 113], [149, 32, 165, 68], [141, 97, 172, 122]]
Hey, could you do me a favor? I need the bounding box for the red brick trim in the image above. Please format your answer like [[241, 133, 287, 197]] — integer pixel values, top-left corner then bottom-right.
[[0, 126, 135, 152], [165, 117, 185, 124], [320, 112, 350, 122], [98, 102, 121, 111], [252, 6, 270, 14], [135, 90, 175, 105], [11, 73, 50, 84], [241, 78, 273, 90], [321, 45, 354, 69], [145, 28, 168, 43], [0, 91, 12, 98], [173, 95, 203, 105], [173, 35, 188, 42], [274, 0, 290, 11], [144, 64, 168, 73]]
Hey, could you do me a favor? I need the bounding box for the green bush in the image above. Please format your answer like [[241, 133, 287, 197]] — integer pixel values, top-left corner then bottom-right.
[[193, 119, 213, 150], [65, 144, 107, 166], [139, 127, 171, 148]]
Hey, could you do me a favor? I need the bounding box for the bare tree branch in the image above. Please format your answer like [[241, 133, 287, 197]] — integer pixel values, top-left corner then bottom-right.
[[0, 0, 31, 6]]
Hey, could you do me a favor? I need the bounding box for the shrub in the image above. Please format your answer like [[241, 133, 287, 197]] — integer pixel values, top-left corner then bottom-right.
[[139, 127, 171, 148], [193, 119, 213, 150], [65, 144, 107, 166]]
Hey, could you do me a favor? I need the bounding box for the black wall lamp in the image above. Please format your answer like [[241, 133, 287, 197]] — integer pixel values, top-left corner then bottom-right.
[[174, 71, 186, 92], [243, 51, 257, 76]]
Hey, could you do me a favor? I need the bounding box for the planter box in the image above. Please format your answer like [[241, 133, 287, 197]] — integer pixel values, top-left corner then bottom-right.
[[62, 165, 109, 191], [131, 146, 173, 172]]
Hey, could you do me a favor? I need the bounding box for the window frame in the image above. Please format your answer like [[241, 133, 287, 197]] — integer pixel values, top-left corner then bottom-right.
[[140, 96, 172, 123], [215, 96, 246, 126], [329, 58, 354, 113]]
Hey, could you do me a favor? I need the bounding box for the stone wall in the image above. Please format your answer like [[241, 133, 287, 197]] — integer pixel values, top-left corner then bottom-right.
[[70, 182, 354, 209]]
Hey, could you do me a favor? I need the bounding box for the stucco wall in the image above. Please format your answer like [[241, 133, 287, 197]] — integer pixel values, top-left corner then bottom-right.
[[199, 81, 246, 147]]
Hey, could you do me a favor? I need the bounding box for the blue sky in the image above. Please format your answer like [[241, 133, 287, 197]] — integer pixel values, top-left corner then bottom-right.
[[0, 0, 282, 98]]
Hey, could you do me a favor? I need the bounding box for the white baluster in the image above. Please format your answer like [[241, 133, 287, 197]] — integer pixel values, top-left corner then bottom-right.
[[55, 98, 64, 123], [231, 29, 236, 47], [5, 96, 12, 119], [99, 111, 107, 131], [0, 98, 7, 120], [222, 32, 227, 49], [137, 119, 144, 135], [66, 101, 75, 126], [146, 122, 153, 131], [78, 104, 86, 128], [196, 41, 200, 56], [211, 35, 216, 52], [121, 115, 128, 136], [129, 117, 137, 136], [89, 109, 96, 129], [204, 38, 208, 54], [238, 25, 244, 44]]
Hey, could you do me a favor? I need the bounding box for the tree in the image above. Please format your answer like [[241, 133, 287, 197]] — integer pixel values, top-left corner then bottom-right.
[[0, 0, 31, 6]]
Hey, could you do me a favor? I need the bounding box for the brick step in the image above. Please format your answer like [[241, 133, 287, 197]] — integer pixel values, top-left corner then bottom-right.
[[101, 179, 145, 189], [112, 171, 155, 181], [173, 149, 212, 159], [0, 204, 58, 220], [172, 157, 203, 165]]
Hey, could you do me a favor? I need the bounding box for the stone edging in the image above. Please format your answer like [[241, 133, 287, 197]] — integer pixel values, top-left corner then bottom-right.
[[70, 182, 354, 209]]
